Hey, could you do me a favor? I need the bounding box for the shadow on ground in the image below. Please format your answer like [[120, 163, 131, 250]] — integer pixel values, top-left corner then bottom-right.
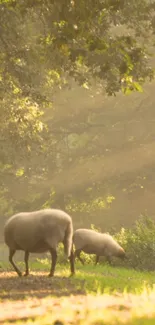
[[0, 271, 86, 300]]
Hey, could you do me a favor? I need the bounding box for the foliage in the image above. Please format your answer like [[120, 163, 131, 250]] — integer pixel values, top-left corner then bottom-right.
[[1, 0, 155, 98], [91, 223, 101, 232], [114, 215, 155, 271], [0, 0, 155, 233], [66, 195, 115, 213]]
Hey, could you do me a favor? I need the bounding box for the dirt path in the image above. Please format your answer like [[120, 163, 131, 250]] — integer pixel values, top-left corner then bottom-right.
[[0, 271, 85, 300]]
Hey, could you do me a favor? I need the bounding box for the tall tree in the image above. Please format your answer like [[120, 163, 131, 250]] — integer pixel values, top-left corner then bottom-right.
[[0, 0, 155, 224]]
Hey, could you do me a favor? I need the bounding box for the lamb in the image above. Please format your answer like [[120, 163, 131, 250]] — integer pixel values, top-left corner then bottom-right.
[[73, 228, 126, 265], [4, 208, 75, 277]]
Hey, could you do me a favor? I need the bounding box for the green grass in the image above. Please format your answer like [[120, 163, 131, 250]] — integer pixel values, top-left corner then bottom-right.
[[2, 258, 155, 294], [27, 259, 155, 292], [0, 259, 155, 324]]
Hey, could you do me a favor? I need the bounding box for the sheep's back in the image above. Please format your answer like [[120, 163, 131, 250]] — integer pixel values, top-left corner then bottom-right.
[[73, 229, 122, 256], [73, 229, 105, 251], [100, 233, 122, 255], [4, 213, 43, 250], [4, 209, 72, 251]]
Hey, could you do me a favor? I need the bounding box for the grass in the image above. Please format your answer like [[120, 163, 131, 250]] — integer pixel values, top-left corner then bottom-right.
[[0, 259, 155, 324]]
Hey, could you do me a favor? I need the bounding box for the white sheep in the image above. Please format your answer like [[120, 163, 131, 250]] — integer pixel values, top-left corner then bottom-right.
[[73, 228, 126, 265], [4, 208, 75, 277]]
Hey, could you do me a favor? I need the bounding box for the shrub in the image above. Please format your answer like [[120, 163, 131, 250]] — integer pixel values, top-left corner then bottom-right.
[[114, 215, 155, 271]]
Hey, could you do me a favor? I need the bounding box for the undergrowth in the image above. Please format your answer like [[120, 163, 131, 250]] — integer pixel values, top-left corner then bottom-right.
[[113, 215, 155, 271]]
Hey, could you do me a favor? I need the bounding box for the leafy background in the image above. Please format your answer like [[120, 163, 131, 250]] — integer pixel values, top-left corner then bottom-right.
[[0, 0, 155, 241]]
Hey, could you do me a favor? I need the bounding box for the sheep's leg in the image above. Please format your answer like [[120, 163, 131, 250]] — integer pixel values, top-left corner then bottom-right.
[[95, 255, 100, 265], [68, 249, 75, 276], [24, 251, 29, 276], [9, 249, 22, 277], [48, 248, 57, 277], [74, 249, 85, 265]]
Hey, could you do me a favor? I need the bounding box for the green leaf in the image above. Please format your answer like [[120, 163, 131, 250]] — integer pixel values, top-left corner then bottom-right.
[[16, 168, 25, 177]]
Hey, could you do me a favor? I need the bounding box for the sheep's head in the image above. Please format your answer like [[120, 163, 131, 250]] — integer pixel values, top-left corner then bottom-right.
[[117, 247, 126, 260]]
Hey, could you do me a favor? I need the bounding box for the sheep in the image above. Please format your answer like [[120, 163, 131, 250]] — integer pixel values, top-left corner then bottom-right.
[[4, 208, 75, 277], [73, 228, 126, 265]]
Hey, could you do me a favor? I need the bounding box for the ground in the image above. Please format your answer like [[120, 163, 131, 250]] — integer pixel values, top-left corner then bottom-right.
[[0, 260, 155, 324]]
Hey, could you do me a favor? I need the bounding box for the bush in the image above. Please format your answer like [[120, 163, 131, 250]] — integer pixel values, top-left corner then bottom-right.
[[114, 215, 155, 271]]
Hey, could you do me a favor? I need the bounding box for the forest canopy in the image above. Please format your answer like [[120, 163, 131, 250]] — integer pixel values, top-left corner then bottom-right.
[[0, 0, 155, 232]]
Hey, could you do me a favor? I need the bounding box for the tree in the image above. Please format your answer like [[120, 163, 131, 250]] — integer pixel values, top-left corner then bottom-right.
[[0, 0, 155, 232], [0, 0, 155, 99]]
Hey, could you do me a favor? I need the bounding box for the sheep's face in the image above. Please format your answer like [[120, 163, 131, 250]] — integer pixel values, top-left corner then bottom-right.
[[117, 247, 126, 260]]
